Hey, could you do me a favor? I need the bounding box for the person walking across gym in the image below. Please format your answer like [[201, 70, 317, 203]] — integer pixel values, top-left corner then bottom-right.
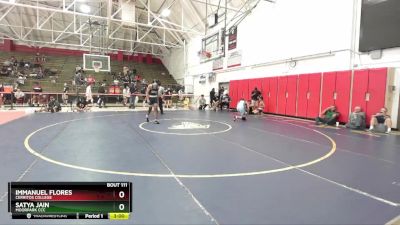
[[145, 79, 160, 124], [157, 81, 165, 114]]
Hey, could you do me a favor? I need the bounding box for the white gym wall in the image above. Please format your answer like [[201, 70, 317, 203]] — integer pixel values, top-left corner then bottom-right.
[[162, 0, 400, 101]]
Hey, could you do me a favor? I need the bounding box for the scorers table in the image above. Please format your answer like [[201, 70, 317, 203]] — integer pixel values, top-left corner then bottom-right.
[[8, 182, 132, 220]]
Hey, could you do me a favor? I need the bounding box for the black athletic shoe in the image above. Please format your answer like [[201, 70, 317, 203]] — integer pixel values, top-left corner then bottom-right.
[[146, 117, 149, 122], [154, 120, 160, 124]]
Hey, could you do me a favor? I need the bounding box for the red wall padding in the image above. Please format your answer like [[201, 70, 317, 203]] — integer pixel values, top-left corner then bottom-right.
[[351, 69, 369, 117], [229, 80, 239, 108], [334, 70, 352, 123], [321, 72, 337, 113], [277, 76, 288, 115], [261, 78, 270, 113], [268, 77, 278, 114], [306, 73, 321, 119], [297, 75, 309, 118], [286, 75, 298, 116], [229, 68, 387, 123], [366, 68, 387, 123]]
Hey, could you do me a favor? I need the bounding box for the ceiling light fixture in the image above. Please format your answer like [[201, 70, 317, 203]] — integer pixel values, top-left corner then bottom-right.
[[80, 4, 91, 14], [161, 8, 171, 17]]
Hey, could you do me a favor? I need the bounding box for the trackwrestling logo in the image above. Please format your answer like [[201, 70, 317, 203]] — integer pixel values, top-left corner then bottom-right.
[[168, 122, 210, 130]]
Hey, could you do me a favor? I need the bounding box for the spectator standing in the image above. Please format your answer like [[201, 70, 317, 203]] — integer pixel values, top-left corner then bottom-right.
[[178, 88, 184, 101], [85, 83, 93, 105], [210, 88, 216, 108], [129, 82, 136, 109], [75, 65, 81, 72], [0, 83, 4, 109], [62, 83, 69, 105], [158, 81, 165, 114], [17, 75, 26, 85], [251, 87, 261, 107], [164, 88, 172, 108], [97, 83, 106, 108], [218, 87, 225, 101], [122, 85, 130, 106], [34, 53, 41, 67]]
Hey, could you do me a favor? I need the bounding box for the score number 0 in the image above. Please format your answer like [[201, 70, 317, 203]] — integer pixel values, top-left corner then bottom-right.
[[118, 191, 125, 211]]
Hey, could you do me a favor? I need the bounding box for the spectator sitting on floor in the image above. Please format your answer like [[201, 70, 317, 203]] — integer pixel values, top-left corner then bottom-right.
[[369, 107, 392, 133], [220, 93, 231, 110], [74, 96, 89, 112], [14, 89, 25, 104], [35, 96, 61, 113], [247, 100, 255, 114], [316, 105, 340, 126], [198, 94, 207, 110], [345, 106, 366, 130], [253, 96, 265, 115], [211, 96, 220, 111]]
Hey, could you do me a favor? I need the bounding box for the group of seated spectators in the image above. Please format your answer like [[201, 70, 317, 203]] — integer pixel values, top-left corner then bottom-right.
[[200, 86, 265, 113], [202, 87, 231, 111], [1, 54, 47, 80], [316, 105, 392, 133]]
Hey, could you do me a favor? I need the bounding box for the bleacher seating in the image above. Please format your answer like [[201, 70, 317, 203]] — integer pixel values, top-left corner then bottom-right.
[[0, 51, 177, 93]]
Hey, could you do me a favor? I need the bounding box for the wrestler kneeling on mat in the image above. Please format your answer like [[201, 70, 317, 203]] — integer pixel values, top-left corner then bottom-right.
[[234, 98, 249, 121], [145, 79, 160, 124]]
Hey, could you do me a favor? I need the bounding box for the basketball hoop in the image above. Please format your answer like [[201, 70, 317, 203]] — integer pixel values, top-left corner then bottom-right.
[[93, 65, 100, 73], [199, 51, 212, 61]]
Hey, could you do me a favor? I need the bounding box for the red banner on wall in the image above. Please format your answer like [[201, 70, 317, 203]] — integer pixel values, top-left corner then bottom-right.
[[228, 26, 237, 51]]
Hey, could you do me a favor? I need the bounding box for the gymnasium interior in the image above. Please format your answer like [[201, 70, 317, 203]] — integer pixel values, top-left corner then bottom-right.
[[0, 0, 400, 224]]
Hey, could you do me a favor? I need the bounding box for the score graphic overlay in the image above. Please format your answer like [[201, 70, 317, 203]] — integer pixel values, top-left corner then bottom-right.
[[8, 182, 132, 220]]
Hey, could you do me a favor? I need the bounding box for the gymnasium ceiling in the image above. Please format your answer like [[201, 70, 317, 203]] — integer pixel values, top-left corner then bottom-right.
[[0, 0, 266, 56]]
